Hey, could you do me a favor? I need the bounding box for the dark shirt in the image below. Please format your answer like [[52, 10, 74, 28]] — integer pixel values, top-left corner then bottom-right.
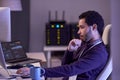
[[44, 40, 108, 80]]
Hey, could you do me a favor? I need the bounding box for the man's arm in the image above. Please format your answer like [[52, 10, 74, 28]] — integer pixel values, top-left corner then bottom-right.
[[44, 44, 108, 77], [62, 50, 74, 65]]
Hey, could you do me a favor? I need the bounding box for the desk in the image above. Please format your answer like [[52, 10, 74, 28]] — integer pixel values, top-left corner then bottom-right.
[[0, 52, 46, 80], [44, 46, 67, 67], [26, 52, 46, 63], [0, 63, 42, 80], [0, 63, 45, 80]]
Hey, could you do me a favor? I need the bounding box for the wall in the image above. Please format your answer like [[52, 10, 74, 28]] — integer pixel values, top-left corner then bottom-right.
[[111, 0, 120, 79], [11, 0, 30, 52], [30, 0, 111, 51]]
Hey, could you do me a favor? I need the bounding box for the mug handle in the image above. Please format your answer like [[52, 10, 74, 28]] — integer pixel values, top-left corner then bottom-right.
[[41, 68, 45, 76]]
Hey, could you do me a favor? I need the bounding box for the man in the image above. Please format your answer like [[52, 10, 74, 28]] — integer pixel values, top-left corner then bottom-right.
[[17, 11, 108, 80]]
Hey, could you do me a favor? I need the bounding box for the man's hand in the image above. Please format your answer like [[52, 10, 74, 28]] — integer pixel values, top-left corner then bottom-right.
[[67, 39, 82, 52], [16, 67, 30, 76]]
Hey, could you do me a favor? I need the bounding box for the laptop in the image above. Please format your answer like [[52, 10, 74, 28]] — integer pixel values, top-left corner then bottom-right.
[[1, 41, 41, 65], [0, 42, 7, 69]]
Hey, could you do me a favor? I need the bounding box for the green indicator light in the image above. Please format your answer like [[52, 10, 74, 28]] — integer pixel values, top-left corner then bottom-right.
[[51, 25, 54, 28]]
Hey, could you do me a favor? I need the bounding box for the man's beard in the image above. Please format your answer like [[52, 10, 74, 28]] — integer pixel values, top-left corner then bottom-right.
[[85, 29, 92, 42]]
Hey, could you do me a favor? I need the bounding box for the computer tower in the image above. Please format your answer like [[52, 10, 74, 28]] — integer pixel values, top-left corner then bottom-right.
[[45, 21, 70, 46]]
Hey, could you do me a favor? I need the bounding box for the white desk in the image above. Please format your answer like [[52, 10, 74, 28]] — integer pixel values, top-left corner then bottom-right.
[[0, 63, 42, 80], [26, 52, 46, 63], [0, 64, 45, 80], [0, 52, 46, 80], [44, 46, 67, 67]]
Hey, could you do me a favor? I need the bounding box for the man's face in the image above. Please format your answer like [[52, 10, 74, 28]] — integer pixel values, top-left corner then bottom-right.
[[77, 18, 93, 42]]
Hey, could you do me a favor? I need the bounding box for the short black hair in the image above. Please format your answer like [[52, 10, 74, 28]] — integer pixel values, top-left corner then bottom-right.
[[79, 10, 104, 36]]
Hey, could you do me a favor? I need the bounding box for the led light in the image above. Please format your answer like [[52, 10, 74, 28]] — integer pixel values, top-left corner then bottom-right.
[[57, 36, 60, 39], [61, 25, 64, 28], [56, 24, 59, 28], [57, 41, 60, 44], [51, 25, 54, 28]]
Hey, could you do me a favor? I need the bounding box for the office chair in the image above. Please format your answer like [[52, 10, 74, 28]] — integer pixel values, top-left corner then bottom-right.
[[96, 24, 112, 80]]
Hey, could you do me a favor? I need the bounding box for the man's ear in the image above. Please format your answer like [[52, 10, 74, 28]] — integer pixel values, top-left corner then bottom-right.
[[92, 24, 97, 30]]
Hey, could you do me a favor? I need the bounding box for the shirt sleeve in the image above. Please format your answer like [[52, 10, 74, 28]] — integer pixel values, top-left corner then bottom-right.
[[61, 50, 74, 65]]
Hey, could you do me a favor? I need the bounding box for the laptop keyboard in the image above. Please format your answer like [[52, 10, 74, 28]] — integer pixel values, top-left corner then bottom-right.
[[16, 59, 40, 65], [15, 58, 33, 62], [7, 58, 40, 65]]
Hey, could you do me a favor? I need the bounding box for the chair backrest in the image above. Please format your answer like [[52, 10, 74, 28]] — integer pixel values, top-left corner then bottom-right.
[[96, 24, 112, 80]]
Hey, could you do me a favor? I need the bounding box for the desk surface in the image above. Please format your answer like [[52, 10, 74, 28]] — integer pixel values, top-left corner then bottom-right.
[[26, 52, 46, 62], [44, 46, 67, 51]]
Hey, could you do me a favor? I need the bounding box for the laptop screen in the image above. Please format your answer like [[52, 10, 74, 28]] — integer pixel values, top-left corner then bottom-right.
[[1, 41, 27, 61]]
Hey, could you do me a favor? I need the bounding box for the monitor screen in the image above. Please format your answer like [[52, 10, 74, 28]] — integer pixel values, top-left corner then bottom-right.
[[1, 41, 27, 62]]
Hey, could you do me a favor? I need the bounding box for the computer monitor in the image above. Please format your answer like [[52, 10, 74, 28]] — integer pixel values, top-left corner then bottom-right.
[[0, 7, 11, 69], [0, 7, 11, 42]]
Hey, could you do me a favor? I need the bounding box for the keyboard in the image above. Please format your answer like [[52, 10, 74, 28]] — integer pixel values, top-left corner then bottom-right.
[[7, 58, 41, 65]]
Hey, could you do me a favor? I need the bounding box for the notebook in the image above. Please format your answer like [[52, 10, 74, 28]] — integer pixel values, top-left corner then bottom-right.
[[1, 41, 41, 65]]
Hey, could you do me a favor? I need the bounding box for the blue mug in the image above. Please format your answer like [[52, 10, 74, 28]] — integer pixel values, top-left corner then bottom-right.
[[30, 67, 45, 80]]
